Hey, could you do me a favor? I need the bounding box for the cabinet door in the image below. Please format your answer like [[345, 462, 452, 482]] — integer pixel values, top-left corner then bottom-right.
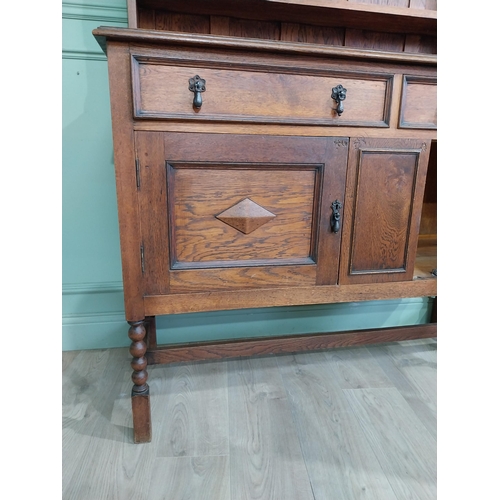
[[339, 138, 431, 284], [136, 132, 348, 294]]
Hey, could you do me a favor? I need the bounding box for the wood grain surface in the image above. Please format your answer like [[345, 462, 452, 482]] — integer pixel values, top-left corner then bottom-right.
[[128, 4, 436, 54], [277, 352, 400, 499], [280, 22, 345, 45], [404, 34, 437, 54], [127, 0, 437, 37], [227, 356, 315, 499], [133, 59, 393, 126], [210, 16, 281, 40], [148, 457, 230, 500], [349, 150, 418, 271], [135, 133, 350, 292], [419, 140, 437, 235], [321, 344, 394, 389], [344, 28, 405, 52], [399, 75, 437, 129], [93, 27, 437, 64], [136, 131, 170, 295], [339, 137, 431, 284], [144, 278, 437, 315], [106, 42, 145, 321], [63, 339, 436, 499], [410, 0, 437, 10], [169, 265, 318, 292], [95, 32, 437, 322], [344, 386, 436, 498], [132, 121, 437, 140], [95, 2, 438, 475], [169, 166, 317, 264], [349, 0, 410, 7], [146, 324, 436, 364], [154, 11, 210, 34], [63, 349, 139, 498], [367, 339, 437, 439], [155, 361, 229, 458]]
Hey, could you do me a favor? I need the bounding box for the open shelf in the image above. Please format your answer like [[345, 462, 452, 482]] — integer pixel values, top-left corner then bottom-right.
[[130, 0, 437, 36], [414, 234, 436, 280], [266, 0, 437, 20], [414, 138, 436, 281]]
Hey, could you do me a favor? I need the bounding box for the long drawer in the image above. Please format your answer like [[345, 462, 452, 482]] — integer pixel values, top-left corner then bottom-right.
[[131, 54, 394, 127]]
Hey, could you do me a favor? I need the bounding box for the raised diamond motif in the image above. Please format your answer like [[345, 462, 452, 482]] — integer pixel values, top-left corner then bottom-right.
[[215, 198, 276, 234]]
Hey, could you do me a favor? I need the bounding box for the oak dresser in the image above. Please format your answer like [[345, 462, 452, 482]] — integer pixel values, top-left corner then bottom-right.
[[93, 0, 437, 443]]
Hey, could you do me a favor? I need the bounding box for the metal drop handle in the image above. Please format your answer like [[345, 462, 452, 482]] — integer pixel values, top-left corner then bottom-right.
[[331, 84, 347, 116], [331, 200, 342, 233], [189, 75, 206, 109]]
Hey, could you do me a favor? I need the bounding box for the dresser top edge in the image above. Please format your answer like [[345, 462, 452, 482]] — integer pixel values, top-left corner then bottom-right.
[[92, 27, 437, 67]]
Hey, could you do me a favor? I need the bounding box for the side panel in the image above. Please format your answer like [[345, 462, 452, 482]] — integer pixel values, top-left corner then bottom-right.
[[106, 41, 145, 320]]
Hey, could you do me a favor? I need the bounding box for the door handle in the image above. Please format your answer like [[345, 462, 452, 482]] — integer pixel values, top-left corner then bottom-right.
[[331, 200, 342, 233]]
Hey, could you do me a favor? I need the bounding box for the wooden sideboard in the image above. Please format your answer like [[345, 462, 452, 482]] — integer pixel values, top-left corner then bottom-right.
[[93, 0, 437, 443]]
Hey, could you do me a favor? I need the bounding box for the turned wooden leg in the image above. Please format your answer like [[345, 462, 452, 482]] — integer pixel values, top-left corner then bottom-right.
[[128, 320, 152, 443]]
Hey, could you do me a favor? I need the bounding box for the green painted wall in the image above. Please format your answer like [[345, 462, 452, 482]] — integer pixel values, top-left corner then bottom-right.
[[61, 0, 433, 351]]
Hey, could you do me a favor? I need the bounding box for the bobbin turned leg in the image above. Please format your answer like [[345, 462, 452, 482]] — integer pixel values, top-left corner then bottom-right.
[[128, 320, 151, 443]]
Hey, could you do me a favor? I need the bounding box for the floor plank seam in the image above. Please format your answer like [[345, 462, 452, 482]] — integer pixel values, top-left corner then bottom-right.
[[63, 342, 437, 500], [155, 454, 230, 459], [341, 347, 437, 498], [225, 361, 231, 500], [368, 344, 437, 440], [341, 388, 404, 500], [275, 353, 319, 500]]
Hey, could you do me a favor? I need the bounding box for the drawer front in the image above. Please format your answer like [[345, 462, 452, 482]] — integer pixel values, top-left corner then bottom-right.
[[136, 132, 349, 294], [399, 75, 437, 129], [131, 55, 394, 127]]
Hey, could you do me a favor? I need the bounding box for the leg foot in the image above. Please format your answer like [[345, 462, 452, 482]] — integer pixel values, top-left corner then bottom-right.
[[128, 320, 152, 443], [131, 390, 152, 443]]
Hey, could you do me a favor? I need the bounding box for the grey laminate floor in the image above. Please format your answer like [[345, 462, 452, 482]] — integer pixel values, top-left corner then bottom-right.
[[62, 339, 437, 500]]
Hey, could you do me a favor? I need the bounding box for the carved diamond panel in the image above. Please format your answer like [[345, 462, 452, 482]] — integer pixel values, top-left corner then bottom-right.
[[215, 198, 276, 234]]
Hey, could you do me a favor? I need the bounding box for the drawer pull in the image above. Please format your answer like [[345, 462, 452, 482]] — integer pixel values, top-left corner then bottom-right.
[[331, 85, 347, 116], [331, 200, 342, 233], [188, 75, 206, 109]]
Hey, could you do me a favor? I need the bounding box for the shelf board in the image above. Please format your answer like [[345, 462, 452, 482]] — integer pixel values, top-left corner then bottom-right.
[[135, 0, 437, 36], [266, 0, 437, 20]]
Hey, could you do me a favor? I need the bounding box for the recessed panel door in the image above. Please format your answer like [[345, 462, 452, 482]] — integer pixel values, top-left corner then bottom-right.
[[136, 132, 349, 294], [339, 138, 431, 284]]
